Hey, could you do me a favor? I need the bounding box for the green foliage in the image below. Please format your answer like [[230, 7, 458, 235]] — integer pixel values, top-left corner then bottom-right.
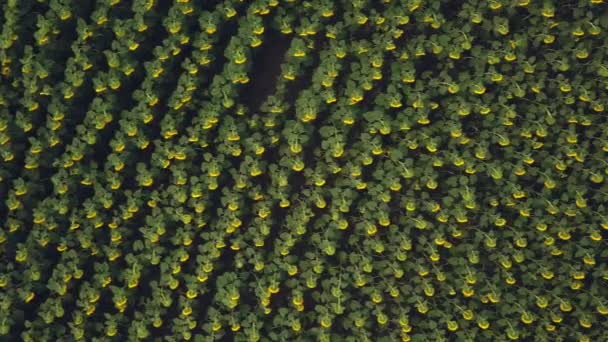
[[0, 0, 608, 341]]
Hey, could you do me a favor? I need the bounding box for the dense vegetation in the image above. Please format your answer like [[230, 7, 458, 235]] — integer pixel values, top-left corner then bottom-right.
[[1, 0, 608, 341]]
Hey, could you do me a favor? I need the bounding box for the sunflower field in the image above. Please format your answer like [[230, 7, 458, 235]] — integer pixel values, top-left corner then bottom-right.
[[1, 0, 608, 341]]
